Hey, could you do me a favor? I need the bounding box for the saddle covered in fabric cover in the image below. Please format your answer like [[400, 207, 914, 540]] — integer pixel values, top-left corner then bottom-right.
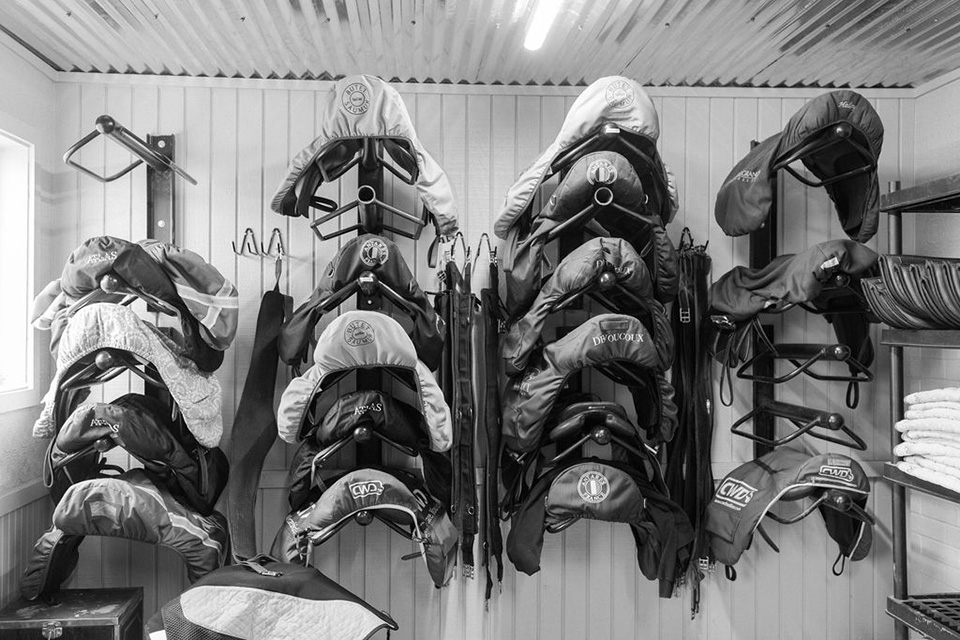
[[146, 555, 398, 640], [710, 239, 879, 322], [502, 314, 676, 452], [33, 304, 223, 448], [715, 90, 883, 243], [270, 74, 458, 236], [500, 150, 679, 317], [506, 459, 694, 597], [20, 469, 229, 600], [705, 448, 872, 567], [279, 233, 444, 370], [495, 76, 678, 238], [31, 236, 238, 371], [276, 311, 451, 446], [286, 389, 451, 510], [501, 237, 673, 377], [271, 467, 458, 588], [502, 150, 680, 309], [55, 394, 228, 515]]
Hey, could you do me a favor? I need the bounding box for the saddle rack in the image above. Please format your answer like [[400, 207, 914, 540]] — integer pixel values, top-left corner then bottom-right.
[[63, 115, 197, 185], [547, 402, 647, 464], [730, 399, 866, 451], [310, 185, 429, 241], [771, 121, 876, 188]]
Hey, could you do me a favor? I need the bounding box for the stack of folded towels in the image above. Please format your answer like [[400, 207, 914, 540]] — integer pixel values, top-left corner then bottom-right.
[[893, 387, 960, 493]]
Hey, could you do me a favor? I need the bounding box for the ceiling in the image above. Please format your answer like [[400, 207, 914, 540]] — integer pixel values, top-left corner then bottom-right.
[[2, 0, 959, 88]]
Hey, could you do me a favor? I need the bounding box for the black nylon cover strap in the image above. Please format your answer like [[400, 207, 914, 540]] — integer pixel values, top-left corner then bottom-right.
[[226, 286, 291, 560]]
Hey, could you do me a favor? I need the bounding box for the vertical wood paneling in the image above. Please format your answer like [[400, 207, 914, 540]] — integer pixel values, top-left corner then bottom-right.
[[34, 77, 917, 638]]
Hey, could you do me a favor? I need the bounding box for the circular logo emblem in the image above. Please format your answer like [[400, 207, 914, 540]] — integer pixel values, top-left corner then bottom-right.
[[604, 80, 635, 108], [359, 238, 389, 267], [344, 320, 375, 347], [577, 471, 610, 504], [341, 82, 370, 115], [587, 158, 618, 185]]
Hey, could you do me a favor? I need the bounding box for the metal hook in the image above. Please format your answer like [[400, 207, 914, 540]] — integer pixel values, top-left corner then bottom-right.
[[232, 228, 260, 256], [261, 228, 286, 258], [442, 231, 470, 267], [473, 232, 497, 270]]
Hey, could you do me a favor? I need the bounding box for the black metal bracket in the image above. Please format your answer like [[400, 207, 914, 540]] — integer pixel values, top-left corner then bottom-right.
[[354, 163, 384, 467], [749, 136, 778, 458], [147, 134, 176, 244]]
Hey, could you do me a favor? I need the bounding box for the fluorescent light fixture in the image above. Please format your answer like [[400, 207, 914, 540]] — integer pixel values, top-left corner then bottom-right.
[[524, 0, 561, 51]]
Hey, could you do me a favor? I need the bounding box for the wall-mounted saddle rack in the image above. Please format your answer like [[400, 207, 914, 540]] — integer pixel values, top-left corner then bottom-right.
[[771, 121, 877, 188], [735, 342, 874, 385], [63, 115, 196, 245], [310, 184, 428, 241], [63, 115, 197, 186], [730, 399, 866, 450]]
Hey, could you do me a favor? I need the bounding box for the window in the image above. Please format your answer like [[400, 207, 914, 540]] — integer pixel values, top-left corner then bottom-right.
[[0, 129, 33, 403]]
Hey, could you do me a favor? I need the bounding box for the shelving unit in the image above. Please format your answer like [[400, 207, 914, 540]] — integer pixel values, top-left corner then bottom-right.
[[881, 176, 960, 640]]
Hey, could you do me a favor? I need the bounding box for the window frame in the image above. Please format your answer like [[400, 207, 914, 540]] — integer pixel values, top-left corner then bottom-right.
[[0, 128, 36, 413]]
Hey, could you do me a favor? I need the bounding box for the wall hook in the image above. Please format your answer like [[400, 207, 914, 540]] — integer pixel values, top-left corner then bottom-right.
[[232, 228, 260, 256], [261, 228, 286, 258]]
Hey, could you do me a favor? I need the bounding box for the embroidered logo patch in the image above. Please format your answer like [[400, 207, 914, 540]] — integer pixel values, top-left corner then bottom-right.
[[85, 251, 118, 265], [587, 158, 618, 185], [341, 82, 370, 115], [578, 471, 610, 504], [838, 100, 856, 109], [715, 478, 757, 511], [359, 237, 389, 267], [605, 79, 635, 108], [344, 320, 375, 347], [350, 480, 385, 499], [734, 170, 761, 183], [353, 402, 383, 416], [91, 417, 120, 433], [819, 465, 855, 483]]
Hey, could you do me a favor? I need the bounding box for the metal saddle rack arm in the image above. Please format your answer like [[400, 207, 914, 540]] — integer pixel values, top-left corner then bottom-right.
[[549, 122, 657, 176], [63, 114, 197, 185], [310, 185, 428, 241], [60, 348, 168, 397], [543, 186, 659, 245], [548, 262, 651, 315], [764, 488, 876, 527], [311, 428, 420, 468], [730, 399, 867, 451], [770, 121, 876, 188], [547, 409, 646, 464], [316, 137, 417, 187], [66, 273, 182, 321], [304, 509, 421, 548], [736, 342, 874, 386], [313, 271, 423, 328]]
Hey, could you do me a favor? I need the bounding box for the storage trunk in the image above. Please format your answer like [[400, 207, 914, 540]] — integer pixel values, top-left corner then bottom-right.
[[0, 588, 143, 640]]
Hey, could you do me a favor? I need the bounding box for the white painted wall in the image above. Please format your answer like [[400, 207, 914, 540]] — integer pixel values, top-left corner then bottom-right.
[[0, 36, 63, 493]]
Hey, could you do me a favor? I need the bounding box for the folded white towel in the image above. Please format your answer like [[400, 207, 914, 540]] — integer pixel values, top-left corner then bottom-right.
[[895, 440, 960, 459], [928, 455, 960, 471], [897, 460, 960, 494], [901, 430, 960, 445], [906, 389, 960, 406], [905, 407, 960, 422], [904, 456, 960, 481], [895, 418, 960, 435], [906, 401, 960, 412]]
